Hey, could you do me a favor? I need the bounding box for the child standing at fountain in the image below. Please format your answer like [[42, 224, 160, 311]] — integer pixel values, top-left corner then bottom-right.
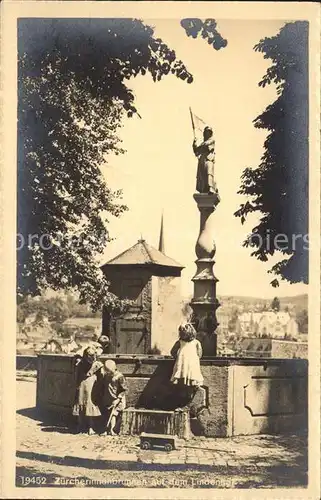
[[72, 346, 103, 435], [101, 360, 127, 436], [170, 323, 203, 405]]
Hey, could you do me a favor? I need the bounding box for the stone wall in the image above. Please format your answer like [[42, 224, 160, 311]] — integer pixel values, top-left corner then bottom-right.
[[271, 340, 308, 359], [17, 354, 38, 371], [240, 338, 308, 359], [199, 363, 230, 436], [36, 354, 308, 437], [231, 361, 308, 434], [240, 338, 272, 358]]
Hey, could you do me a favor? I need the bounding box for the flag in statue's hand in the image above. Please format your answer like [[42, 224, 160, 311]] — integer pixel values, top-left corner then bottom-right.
[[189, 108, 207, 139]]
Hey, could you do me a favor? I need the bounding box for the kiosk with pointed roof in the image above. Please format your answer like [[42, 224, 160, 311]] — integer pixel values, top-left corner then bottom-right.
[[101, 229, 184, 355]]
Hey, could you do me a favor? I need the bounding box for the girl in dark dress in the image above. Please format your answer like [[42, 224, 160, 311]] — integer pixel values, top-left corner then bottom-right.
[[72, 346, 103, 435]]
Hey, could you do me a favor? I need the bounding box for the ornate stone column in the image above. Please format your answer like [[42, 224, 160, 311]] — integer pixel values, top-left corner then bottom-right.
[[190, 192, 220, 356]]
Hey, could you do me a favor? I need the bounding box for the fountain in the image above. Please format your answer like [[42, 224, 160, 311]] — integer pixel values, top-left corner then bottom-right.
[[35, 117, 308, 438]]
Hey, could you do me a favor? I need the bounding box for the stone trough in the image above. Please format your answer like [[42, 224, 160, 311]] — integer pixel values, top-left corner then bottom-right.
[[120, 408, 191, 439]]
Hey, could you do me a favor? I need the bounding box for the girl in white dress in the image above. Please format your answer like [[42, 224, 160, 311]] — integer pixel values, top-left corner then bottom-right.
[[170, 323, 203, 387]]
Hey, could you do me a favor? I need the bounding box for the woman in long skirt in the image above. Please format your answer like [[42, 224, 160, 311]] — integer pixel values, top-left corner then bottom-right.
[[72, 346, 103, 435]]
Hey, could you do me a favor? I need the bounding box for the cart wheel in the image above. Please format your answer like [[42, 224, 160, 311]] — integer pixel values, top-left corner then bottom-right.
[[141, 440, 151, 450], [164, 443, 173, 452]]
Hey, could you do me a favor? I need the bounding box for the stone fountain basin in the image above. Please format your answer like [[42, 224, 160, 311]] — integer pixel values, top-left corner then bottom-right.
[[36, 354, 308, 437]]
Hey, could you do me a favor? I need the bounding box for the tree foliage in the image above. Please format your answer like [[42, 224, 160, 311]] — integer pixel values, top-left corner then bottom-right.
[[271, 296, 280, 312], [17, 295, 70, 324], [18, 18, 193, 310], [180, 18, 227, 49], [234, 22, 308, 286], [296, 308, 308, 334], [17, 292, 104, 324], [228, 307, 239, 333]]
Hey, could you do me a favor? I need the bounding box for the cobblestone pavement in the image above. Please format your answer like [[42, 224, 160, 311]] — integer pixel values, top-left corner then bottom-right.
[[16, 378, 308, 489]]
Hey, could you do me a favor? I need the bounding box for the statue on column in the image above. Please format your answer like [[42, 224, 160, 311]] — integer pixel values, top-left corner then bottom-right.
[[189, 108, 220, 357], [190, 108, 217, 194], [193, 126, 217, 194]]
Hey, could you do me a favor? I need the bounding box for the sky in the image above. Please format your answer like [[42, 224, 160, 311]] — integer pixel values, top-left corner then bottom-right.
[[99, 19, 308, 299]]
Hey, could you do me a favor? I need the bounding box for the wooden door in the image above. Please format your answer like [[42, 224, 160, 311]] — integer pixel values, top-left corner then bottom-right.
[[115, 319, 148, 354]]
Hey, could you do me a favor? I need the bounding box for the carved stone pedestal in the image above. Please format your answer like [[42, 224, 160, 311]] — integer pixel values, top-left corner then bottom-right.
[[190, 192, 220, 356]]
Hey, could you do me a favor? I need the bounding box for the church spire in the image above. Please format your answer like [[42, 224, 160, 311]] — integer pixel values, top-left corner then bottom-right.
[[158, 211, 165, 254]]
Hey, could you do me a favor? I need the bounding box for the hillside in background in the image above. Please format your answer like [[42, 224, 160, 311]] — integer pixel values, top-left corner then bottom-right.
[[17, 291, 101, 325], [17, 291, 308, 327], [217, 294, 308, 312], [181, 294, 307, 312], [180, 294, 308, 335], [278, 295, 308, 311]]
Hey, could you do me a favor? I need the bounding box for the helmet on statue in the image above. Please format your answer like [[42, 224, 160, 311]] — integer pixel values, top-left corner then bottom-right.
[[203, 126, 213, 139]]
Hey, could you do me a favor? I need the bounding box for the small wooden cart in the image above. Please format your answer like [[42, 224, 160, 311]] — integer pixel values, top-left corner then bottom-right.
[[140, 432, 178, 452]]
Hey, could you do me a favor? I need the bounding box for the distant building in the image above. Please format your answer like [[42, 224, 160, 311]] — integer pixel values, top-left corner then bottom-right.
[[216, 309, 230, 334], [219, 346, 235, 357], [16, 328, 31, 353], [16, 322, 54, 354], [236, 312, 251, 335], [238, 311, 298, 339], [24, 313, 49, 325], [61, 317, 102, 337], [286, 317, 300, 339], [24, 313, 37, 325], [101, 235, 184, 355], [42, 338, 64, 353], [42, 336, 80, 354]]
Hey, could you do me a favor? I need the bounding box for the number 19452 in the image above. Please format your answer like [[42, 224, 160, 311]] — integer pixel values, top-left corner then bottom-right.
[[19, 476, 47, 486]]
